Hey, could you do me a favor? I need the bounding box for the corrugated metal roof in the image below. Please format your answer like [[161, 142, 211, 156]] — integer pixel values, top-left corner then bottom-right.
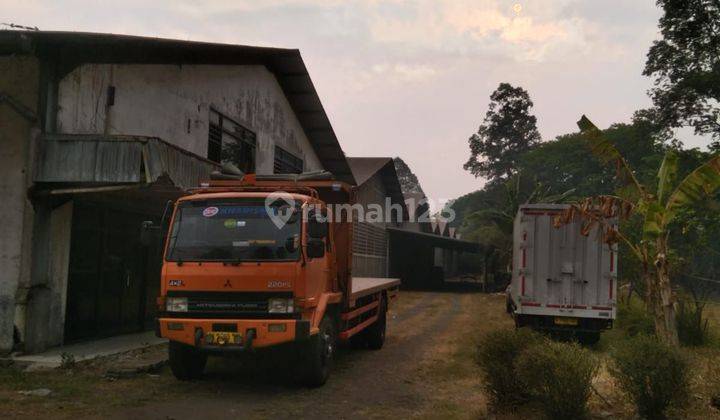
[[347, 157, 407, 217], [0, 30, 355, 185], [347, 157, 392, 186]]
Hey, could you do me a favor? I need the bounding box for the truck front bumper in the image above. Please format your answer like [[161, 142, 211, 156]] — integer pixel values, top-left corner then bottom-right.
[[157, 318, 311, 351]]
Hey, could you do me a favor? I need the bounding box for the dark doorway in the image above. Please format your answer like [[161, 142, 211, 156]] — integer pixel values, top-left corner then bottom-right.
[[64, 201, 157, 342]]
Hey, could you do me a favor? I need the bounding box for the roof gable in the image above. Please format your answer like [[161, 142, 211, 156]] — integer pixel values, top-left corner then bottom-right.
[[0, 30, 355, 184]]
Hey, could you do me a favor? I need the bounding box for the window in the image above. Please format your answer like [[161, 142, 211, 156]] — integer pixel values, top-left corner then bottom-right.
[[208, 109, 256, 173], [273, 146, 304, 174]]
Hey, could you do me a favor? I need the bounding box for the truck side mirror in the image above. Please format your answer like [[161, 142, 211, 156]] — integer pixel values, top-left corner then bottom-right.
[[307, 215, 328, 238], [140, 220, 159, 246], [306, 238, 325, 259]]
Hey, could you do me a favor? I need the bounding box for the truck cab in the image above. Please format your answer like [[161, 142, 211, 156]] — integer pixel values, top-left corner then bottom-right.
[[154, 175, 398, 386]]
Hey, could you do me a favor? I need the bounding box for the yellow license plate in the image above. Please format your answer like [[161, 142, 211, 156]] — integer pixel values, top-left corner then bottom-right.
[[554, 317, 578, 326], [206, 332, 242, 345]]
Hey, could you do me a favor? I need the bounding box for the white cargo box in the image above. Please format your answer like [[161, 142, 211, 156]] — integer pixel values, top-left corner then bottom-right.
[[511, 204, 617, 321]]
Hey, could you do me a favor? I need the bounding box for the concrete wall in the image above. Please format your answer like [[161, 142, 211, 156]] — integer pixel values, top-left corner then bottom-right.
[[56, 64, 323, 174], [23, 200, 73, 353], [0, 55, 39, 354]]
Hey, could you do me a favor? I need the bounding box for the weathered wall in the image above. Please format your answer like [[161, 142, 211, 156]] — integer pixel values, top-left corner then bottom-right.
[[0, 55, 39, 354], [56, 64, 323, 174]]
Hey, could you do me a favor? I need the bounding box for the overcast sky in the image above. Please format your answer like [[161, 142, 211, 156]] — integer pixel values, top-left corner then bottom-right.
[[3, 0, 695, 206]]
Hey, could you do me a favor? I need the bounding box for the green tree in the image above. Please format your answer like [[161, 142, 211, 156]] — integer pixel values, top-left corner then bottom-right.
[[464, 83, 541, 181], [560, 116, 720, 346], [644, 0, 720, 143], [393, 157, 424, 196]]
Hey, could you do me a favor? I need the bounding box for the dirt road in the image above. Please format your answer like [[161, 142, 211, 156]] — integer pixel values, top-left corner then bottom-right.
[[1, 289, 506, 419], [106, 289, 495, 419]]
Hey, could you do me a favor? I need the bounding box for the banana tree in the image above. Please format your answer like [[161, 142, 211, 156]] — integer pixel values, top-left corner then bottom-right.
[[557, 116, 720, 346]]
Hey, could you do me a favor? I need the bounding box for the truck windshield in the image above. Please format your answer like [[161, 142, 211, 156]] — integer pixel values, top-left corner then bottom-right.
[[166, 199, 301, 262]]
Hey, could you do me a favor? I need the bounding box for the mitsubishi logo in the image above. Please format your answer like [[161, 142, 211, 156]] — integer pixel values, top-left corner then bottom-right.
[[223, 279, 232, 288]]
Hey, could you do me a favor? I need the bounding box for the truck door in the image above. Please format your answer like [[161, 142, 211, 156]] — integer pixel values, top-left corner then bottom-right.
[[546, 214, 581, 309], [545, 214, 565, 306]]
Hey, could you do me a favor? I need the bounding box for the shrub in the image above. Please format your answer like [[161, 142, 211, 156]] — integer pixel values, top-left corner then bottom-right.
[[476, 328, 544, 407], [60, 352, 76, 369], [616, 298, 655, 338], [610, 335, 689, 419], [676, 297, 710, 346], [515, 341, 598, 419]]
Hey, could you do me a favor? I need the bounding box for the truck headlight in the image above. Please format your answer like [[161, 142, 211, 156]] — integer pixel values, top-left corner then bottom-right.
[[166, 297, 188, 312], [268, 298, 294, 314]]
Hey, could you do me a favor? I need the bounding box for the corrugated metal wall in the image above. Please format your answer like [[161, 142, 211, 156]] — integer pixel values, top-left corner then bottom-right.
[[352, 175, 390, 278]]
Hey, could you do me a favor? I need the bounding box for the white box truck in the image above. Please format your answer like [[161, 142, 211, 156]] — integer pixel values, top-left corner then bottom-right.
[[506, 204, 617, 344]]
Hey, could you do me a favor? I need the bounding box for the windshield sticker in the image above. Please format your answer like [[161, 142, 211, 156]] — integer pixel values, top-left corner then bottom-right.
[[232, 241, 250, 247], [202, 207, 219, 217], [217, 206, 269, 216], [223, 219, 247, 229]]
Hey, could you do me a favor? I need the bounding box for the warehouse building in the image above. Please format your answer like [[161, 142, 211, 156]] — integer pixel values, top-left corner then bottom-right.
[[347, 158, 478, 287], [0, 31, 354, 353]]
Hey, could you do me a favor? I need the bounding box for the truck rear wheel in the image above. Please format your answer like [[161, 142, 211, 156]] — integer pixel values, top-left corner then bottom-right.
[[303, 315, 336, 387], [366, 298, 387, 350], [169, 341, 207, 381]]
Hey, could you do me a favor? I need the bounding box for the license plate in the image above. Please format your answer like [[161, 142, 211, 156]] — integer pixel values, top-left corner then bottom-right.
[[554, 317, 578, 326], [206, 331, 242, 346]]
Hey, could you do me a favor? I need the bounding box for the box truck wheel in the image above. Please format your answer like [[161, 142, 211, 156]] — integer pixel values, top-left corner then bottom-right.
[[303, 315, 336, 387], [169, 341, 207, 381], [366, 298, 387, 350]]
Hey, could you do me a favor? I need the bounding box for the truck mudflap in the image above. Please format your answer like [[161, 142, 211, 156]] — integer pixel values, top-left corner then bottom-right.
[[158, 318, 311, 351]]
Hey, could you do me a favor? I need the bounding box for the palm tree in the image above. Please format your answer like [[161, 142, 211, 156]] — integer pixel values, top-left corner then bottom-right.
[[557, 116, 720, 346]]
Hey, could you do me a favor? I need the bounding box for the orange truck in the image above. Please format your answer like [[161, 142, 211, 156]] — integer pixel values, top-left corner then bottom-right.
[[149, 173, 399, 386]]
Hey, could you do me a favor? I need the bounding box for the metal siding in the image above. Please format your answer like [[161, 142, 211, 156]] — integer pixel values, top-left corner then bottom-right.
[[35, 135, 218, 189], [96, 141, 143, 183]]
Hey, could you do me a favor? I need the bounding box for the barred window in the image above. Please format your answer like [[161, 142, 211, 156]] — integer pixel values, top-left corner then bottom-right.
[[273, 146, 304, 174], [208, 109, 256, 174]]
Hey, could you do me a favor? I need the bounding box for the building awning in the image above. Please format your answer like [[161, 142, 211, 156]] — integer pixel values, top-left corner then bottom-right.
[[386, 227, 480, 252], [35, 134, 220, 191]]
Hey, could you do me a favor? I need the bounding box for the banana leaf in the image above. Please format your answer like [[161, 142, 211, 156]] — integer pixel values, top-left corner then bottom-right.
[[657, 151, 678, 205], [664, 154, 720, 226], [577, 115, 644, 200]]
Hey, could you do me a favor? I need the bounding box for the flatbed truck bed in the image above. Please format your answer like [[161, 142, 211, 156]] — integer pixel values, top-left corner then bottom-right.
[[351, 277, 400, 299]]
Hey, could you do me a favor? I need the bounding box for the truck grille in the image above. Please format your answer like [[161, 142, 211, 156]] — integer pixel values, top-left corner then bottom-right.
[[165, 291, 296, 319]]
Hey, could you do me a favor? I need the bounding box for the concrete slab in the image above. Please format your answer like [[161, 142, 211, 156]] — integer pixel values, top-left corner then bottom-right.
[[7, 331, 166, 370]]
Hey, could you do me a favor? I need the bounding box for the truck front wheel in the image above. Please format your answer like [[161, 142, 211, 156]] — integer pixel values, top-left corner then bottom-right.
[[366, 298, 387, 350], [169, 341, 207, 381], [303, 315, 336, 387]]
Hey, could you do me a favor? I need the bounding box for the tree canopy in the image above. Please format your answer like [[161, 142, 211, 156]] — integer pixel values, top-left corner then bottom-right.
[[464, 83, 541, 181], [644, 0, 720, 143], [393, 157, 425, 196]]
